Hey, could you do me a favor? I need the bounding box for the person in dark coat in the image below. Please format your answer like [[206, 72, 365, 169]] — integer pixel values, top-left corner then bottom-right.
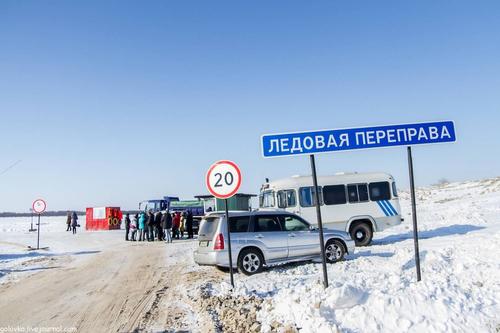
[[162, 211, 173, 243], [186, 211, 194, 239], [124, 213, 131, 241], [147, 211, 155, 241], [71, 211, 78, 234], [154, 212, 163, 241], [66, 211, 71, 231]]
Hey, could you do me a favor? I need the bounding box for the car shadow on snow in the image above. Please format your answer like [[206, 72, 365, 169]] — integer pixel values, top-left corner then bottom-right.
[[372, 224, 485, 245], [241, 251, 394, 278], [350, 250, 394, 260]]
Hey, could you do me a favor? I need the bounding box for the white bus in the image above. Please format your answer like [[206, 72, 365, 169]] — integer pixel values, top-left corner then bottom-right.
[[259, 172, 402, 246]]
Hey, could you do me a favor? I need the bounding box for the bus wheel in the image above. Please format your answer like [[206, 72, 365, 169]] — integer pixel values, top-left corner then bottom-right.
[[350, 222, 373, 246]]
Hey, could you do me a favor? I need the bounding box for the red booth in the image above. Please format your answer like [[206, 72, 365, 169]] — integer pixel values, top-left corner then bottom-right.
[[86, 207, 123, 230]]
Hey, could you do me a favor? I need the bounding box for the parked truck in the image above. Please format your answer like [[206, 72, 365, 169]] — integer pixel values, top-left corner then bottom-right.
[[139, 197, 204, 233]]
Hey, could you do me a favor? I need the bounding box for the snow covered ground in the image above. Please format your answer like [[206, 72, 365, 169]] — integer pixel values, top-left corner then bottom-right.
[[1, 178, 499, 332], [0, 215, 124, 285], [212, 178, 500, 333]]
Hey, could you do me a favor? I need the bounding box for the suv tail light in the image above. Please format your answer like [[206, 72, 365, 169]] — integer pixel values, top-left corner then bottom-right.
[[214, 233, 224, 250]]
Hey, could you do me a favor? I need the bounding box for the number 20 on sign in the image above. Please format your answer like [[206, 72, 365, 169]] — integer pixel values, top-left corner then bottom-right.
[[206, 160, 242, 199]]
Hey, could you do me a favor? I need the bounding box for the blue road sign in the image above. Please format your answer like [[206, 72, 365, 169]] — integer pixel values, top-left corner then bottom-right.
[[261, 121, 456, 158]]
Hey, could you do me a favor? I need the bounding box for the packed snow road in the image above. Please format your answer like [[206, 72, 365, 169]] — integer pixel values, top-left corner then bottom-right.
[[0, 228, 223, 332]]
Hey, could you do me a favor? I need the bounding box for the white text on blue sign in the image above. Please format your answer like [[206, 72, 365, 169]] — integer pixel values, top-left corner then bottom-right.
[[261, 121, 456, 158]]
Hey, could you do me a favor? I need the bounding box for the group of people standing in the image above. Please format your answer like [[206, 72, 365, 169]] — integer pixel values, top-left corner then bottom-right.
[[124, 210, 194, 242], [65, 211, 79, 234]]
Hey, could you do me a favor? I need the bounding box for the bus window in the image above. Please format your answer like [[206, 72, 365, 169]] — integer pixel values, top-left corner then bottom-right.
[[392, 182, 398, 197], [277, 190, 297, 208], [358, 184, 369, 202], [299, 187, 323, 207], [347, 184, 369, 203], [369, 182, 391, 201], [323, 185, 347, 205], [259, 191, 275, 208], [347, 185, 358, 203]]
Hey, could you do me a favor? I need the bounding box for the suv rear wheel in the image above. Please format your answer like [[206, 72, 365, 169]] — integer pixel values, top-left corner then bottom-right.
[[325, 239, 346, 263], [350, 222, 373, 246], [238, 248, 264, 275]]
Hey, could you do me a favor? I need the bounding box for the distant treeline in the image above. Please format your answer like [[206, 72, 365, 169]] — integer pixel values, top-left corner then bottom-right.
[[0, 211, 86, 217]]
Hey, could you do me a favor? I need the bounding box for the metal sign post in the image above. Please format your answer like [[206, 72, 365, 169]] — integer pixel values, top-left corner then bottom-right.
[[206, 160, 242, 288], [310, 154, 329, 288], [37, 214, 41, 250], [407, 147, 422, 281], [32, 199, 47, 250], [261, 120, 457, 283], [224, 198, 235, 287]]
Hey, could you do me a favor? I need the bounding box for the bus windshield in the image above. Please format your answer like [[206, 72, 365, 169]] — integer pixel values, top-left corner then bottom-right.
[[259, 190, 275, 208]]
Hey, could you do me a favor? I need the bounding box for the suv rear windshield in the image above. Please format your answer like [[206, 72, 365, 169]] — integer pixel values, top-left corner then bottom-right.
[[198, 216, 220, 237]]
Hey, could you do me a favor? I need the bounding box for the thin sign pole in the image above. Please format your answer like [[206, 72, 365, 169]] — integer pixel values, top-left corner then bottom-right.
[[225, 198, 235, 288], [310, 154, 329, 288], [37, 214, 41, 250], [407, 146, 422, 281]]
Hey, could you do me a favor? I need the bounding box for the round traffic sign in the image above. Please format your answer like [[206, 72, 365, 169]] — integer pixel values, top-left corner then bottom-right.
[[206, 160, 242, 199], [32, 199, 47, 214]]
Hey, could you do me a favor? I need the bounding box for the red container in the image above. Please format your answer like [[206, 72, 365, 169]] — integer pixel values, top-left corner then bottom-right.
[[86, 207, 123, 230]]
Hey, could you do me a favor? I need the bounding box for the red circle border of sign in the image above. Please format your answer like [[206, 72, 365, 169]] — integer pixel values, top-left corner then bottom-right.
[[205, 160, 242, 199], [32, 199, 47, 214]]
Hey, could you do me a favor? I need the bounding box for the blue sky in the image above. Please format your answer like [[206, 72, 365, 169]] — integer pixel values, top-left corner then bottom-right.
[[1, 1, 499, 212]]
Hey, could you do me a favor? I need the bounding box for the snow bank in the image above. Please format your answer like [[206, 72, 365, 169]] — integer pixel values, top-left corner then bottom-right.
[[214, 178, 500, 332]]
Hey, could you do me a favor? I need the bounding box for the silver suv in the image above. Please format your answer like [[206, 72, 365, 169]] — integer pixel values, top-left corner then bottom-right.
[[194, 210, 355, 275]]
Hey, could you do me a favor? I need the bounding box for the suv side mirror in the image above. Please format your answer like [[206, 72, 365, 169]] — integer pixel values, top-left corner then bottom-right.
[[309, 225, 317, 231]]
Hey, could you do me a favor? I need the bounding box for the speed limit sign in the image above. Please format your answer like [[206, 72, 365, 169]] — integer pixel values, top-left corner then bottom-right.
[[206, 160, 242, 199], [32, 199, 47, 214]]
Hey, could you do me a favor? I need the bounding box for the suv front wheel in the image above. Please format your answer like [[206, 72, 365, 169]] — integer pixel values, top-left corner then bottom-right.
[[238, 248, 264, 275], [325, 239, 346, 263]]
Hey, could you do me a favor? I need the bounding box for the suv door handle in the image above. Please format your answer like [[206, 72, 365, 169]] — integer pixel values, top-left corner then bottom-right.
[[289, 233, 296, 238], [255, 234, 264, 239]]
